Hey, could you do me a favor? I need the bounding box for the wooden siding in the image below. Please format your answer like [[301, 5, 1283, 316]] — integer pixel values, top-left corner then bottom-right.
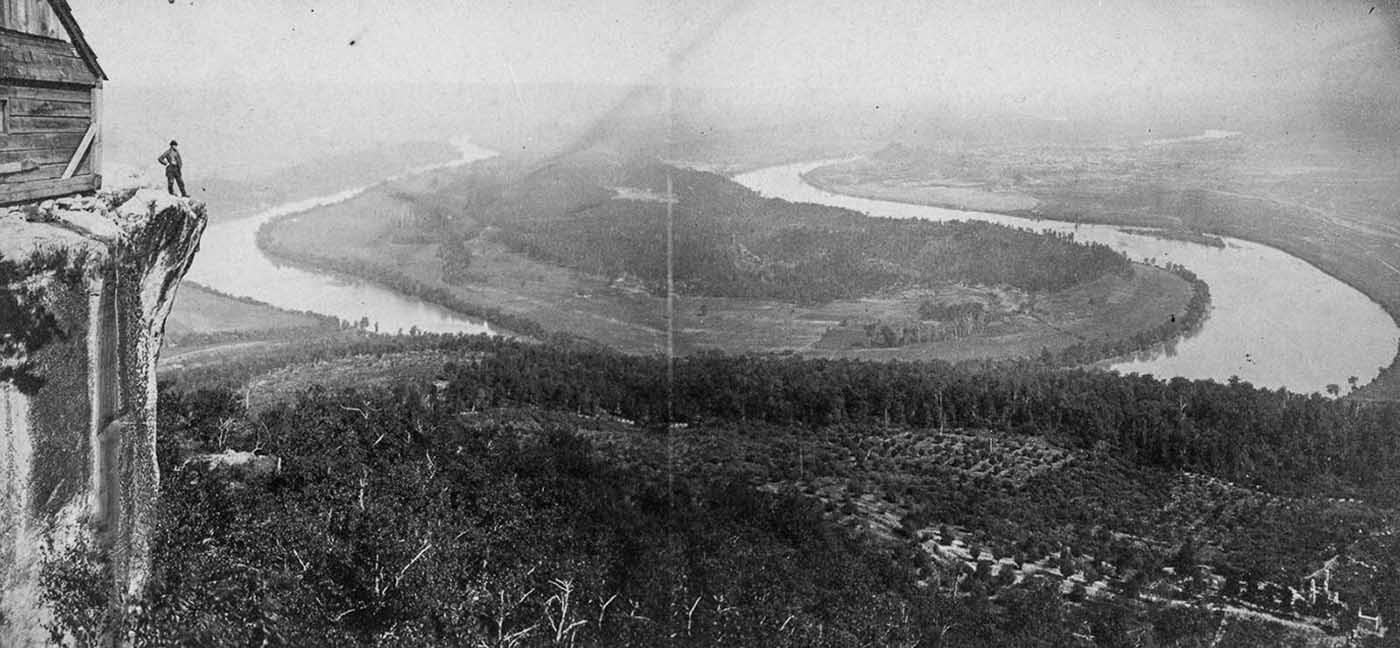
[[0, 0, 65, 40], [9, 96, 89, 117], [0, 145, 72, 164], [0, 84, 89, 101], [0, 2, 102, 203], [0, 80, 95, 202], [0, 27, 96, 86], [0, 84, 89, 136], [0, 173, 96, 203], [0, 130, 86, 152]]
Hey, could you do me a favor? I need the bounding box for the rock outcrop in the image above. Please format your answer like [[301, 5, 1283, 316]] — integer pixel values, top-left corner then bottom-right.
[[0, 191, 205, 645]]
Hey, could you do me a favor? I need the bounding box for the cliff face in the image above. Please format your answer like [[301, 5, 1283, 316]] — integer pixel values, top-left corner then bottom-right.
[[0, 191, 205, 646]]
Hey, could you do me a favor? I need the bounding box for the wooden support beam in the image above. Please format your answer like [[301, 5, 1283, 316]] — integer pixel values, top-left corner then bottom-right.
[[60, 119, 93, 178], [89, 84, 99, 181]]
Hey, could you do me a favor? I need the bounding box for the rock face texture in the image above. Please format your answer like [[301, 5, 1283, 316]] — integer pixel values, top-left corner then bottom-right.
[[0, 191, 205, 645]]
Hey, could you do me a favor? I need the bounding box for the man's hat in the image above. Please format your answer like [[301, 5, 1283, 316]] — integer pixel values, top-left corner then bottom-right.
[[170, 140, 178, 146]]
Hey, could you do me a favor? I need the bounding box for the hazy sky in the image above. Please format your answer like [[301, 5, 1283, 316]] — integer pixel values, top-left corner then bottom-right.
[[76, 1, 1389, 102], [73, 0, 1400, 176]]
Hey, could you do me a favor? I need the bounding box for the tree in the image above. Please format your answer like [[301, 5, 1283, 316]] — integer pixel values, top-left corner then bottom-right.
[[878, 325, 899, 348], [438, 234, 473, 285]]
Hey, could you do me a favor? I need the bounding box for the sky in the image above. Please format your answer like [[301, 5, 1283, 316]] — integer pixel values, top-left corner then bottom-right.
[[75, 0, 721, 87], [75, 1, 1390, 98], [70, 0, 1400, 175]]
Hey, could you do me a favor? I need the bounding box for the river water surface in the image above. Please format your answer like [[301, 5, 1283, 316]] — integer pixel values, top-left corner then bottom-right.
[[735, 160, 1400, 394], [186, 138, 498, 335], [187, 138, 1400, 394]]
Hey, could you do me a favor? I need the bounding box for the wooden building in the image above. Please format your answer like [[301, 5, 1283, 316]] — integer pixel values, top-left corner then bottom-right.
[[0, 0, 105, 204]]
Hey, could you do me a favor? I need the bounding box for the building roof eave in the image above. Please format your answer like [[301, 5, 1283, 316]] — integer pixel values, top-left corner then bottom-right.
[[44, 0, 107, 81]]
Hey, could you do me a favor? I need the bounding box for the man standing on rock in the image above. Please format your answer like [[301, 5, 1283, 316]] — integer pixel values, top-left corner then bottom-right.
[[157, 140, 188, 197]]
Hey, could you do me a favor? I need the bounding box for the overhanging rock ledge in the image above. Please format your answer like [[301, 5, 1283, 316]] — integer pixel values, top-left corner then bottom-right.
[[0, 190, 206, 646]]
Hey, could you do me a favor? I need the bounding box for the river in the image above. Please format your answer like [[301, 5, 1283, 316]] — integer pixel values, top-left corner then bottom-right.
[[185, 137, 499, 335], [734, 160, 1400, 394], [186, 138, 1400, 395]]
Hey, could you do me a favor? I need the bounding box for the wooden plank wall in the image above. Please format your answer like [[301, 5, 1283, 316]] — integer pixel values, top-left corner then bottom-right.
[[0, 84, 90, 174], [0, 28, 95, 85], [0, 82, 95, 202], [0, 0, 67, 40], [0, 173, 96, 203], [0, 2, 101, 203]]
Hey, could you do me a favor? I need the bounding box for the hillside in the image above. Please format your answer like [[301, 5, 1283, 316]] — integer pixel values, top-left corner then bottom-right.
[[45, 334, 1400, 646], [459, 158, 1131, 302]]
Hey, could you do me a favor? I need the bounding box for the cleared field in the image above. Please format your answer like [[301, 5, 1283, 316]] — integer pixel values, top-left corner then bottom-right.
[[243, 349, 471, 414], [865, 267, 1183, 362], [159, 283, 342, 377], [264, 178, 1195, 362], [165, 282, 328, 339], [804, 158, 1039, 212]]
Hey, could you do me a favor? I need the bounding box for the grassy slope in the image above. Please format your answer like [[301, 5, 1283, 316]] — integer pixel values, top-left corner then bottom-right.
[[261, 167, 1193, 362], [159, 283, 344, 376], [165, 283, 327, 339]]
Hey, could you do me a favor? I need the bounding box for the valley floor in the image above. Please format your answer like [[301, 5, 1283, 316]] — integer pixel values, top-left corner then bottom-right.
[[256, 167, 1196, 365]]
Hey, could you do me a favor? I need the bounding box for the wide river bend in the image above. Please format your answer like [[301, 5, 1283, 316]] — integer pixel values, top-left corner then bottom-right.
[[736, 160, 1400, 394], [187, 139, 1400, 394], [187, 138, 498, 336]]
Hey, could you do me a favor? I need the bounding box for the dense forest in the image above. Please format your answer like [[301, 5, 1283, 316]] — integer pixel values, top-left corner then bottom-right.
[[443, 157, 1132, 304], [46, 332, 1396, 646], [436, 339, 1400, 502], [159, 331, 1397, 505]]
